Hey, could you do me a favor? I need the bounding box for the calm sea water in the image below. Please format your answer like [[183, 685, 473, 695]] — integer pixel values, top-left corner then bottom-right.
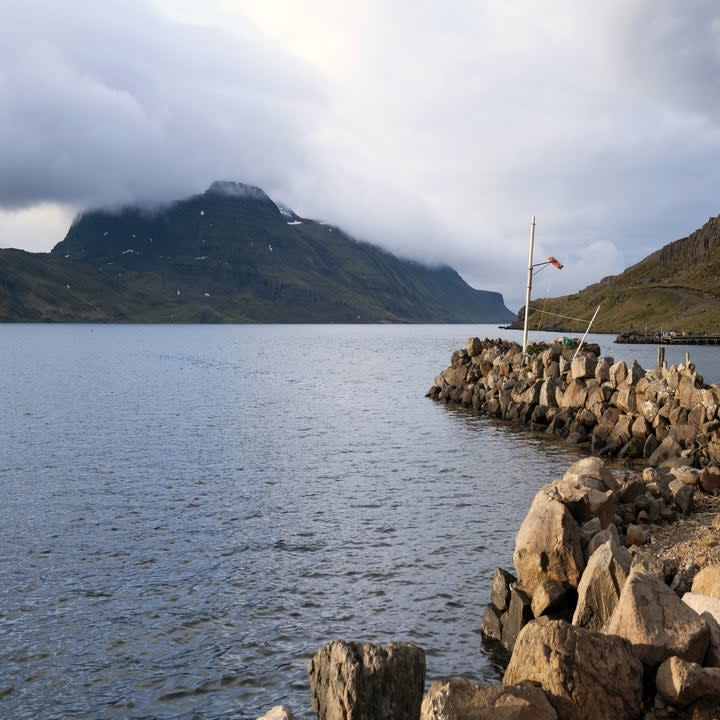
[[2, 324, 719, 720]]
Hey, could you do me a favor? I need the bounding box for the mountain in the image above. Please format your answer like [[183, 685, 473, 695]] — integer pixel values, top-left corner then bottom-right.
[[514, 214, 720, 335], [0, 182, 514, 323]]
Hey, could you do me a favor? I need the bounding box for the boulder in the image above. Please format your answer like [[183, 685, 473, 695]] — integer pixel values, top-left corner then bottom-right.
[[466, 337, 483, 357], [571, 354, 597, 380], [513, 494, 585, 598], [691, 565, 720, 599], [503, 618, 643, 720], [531, 580, 567, 619], [562, 457, 619, 493], [700, 466, 720, 494], [501, 585, 532, 651], [609, 360, 628, 387], [307, 641, 425, 720], [668, 478, 694, 514], [648, 436, 683, 467], [604, 572, 710, 667], [625, 524, 650, 546], [420, 679, 557, 720], [595, 356, 613, 383], [615, 384, 637, 413], [257, 708, 293, 720], [586, 524, 620, 558], [559, 379, 587, 410], [443, 365, 467, 388], [656, 656, 720, 708], [490, 567, 517, 611], [539, 379, 561, 408], [572, 539, 632, 632], [480, 604, 503, 643], [546, 478, 617, 529], [683, 592, 720, 667]]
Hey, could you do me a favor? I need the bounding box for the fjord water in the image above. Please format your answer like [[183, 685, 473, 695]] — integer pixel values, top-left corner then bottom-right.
[[3, 324, 719, 720]]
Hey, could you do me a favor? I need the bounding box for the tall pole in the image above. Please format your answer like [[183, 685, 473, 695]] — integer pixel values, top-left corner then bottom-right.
[[522, 216, 536, 359]]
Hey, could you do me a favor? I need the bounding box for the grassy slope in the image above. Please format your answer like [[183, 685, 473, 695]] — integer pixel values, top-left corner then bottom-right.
[[519, 215, 720, 334]]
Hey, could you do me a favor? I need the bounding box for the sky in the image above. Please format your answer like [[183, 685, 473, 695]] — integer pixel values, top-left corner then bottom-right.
[[2, 1, 720, 310]]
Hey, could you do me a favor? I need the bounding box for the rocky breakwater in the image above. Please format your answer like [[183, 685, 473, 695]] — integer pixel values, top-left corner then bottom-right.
[[427, 337, 720, 471], [476, 456, 720, 720]]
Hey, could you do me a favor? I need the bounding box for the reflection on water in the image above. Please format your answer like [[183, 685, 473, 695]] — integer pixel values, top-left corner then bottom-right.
[[1, 324, 718, 719]]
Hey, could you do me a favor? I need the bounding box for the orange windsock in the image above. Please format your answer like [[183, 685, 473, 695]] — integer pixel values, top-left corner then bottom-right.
[[548, 256, 564, 269]]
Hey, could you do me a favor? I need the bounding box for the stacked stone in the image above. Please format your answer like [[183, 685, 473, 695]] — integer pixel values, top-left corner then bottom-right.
[[427, 337, 720, 468], [478, 457, 720, 720]]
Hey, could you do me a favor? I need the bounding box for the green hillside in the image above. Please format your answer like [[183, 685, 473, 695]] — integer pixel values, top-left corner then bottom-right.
[[516, 215, 720, 335], [0, 182, 514, 323]]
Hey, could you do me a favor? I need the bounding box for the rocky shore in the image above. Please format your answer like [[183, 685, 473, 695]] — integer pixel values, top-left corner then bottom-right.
[[255, 339, 720, 720], [426, 337, 720, 472]]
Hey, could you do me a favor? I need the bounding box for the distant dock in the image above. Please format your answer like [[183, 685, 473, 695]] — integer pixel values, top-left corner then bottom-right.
[[616, 331, 720, 345]]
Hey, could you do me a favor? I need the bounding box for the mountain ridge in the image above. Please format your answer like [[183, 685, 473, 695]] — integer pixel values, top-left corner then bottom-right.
[[0, 182, 514, 324]]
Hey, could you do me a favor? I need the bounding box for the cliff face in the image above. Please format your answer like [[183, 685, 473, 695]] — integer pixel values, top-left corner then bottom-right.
[[1, 181, 514, 323], [515, 214, 720, 334]]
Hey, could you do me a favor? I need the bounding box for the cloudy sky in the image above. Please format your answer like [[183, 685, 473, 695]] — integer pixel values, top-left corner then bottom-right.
[[2, 1, 720, 310]]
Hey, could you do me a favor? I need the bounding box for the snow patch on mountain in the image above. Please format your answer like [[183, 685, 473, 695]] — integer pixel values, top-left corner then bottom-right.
[[206, 181, 268, 200]]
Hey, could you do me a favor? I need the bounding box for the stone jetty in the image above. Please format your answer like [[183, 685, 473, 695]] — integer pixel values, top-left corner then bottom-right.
[[426, 337, 720, 469]]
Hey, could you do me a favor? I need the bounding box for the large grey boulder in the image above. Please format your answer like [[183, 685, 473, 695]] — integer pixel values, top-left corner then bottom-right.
[[307, 641, 425, 720], [420, 679, 557, 720], [572, 539, 632, 632], [503, 618, 643, 720], [513, 494, 585, 598], [656, 656, 720, 707], [604, 572, 710, 667]]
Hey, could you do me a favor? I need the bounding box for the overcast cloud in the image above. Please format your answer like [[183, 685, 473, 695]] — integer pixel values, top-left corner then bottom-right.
[[2, 0, 720, 309]]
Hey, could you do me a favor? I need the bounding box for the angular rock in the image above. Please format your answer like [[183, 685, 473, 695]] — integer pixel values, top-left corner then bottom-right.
[[560, 379, 587, 410], [668, 478, 694, 514], [539, 378, 561, 408], [683, 592, 720, 667], [691, 565, 720, 599], [481, 604, 503, 643], [562, 456, 620, 492], [609, 360, 628, 388], [586, 524, 620, 558], [513, 494, 585, 597], [572, 539, 632, 632], [604, 572, 710, 667], [546, 478, 617, 529], [443, 365, 467, 388], [421, 679, 557, 720], [571, 354, 597, 380], [648, 435, 683, 467], [501, 585, 532, 651], [656, 656, 720, 708], [490, 567, 517, 612], [503, 618, 643, 720], [257, 707, 294, 720], [700, 466, 720, 494], [466, 337, 483, 357], [595, 356, 613, 383], [531, 580, 567, 619], [307, 641, 425, 720], [625, 524, 650, 546]]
